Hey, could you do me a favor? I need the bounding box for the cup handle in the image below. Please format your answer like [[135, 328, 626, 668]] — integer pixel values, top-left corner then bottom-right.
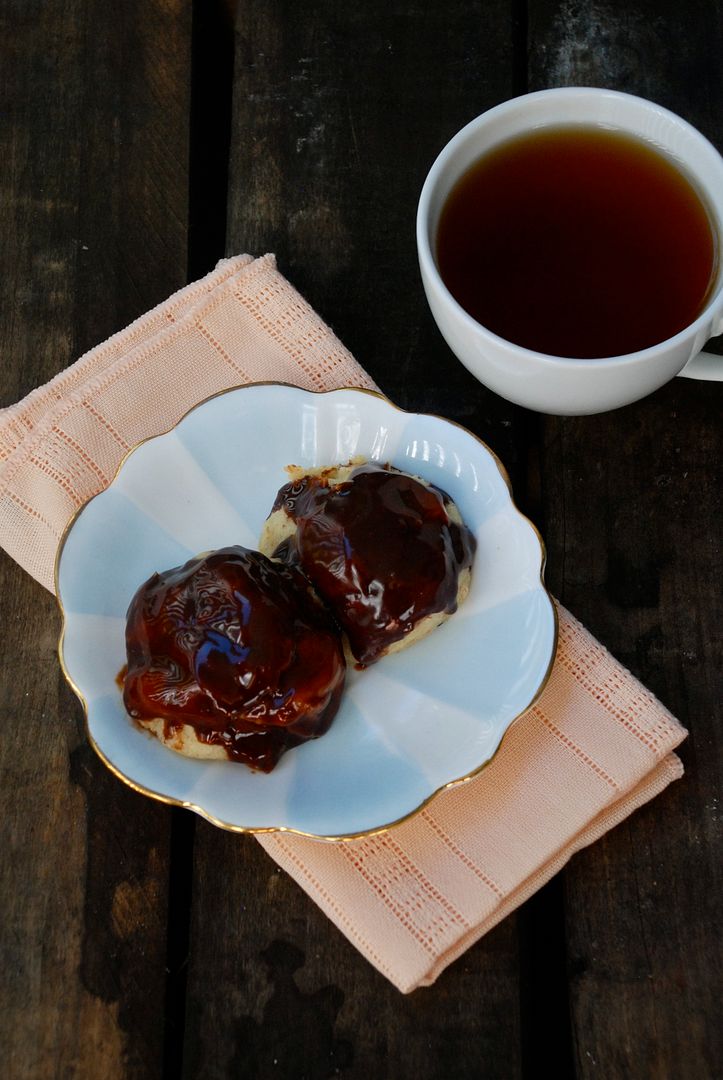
[[677, 350, 723, 381]]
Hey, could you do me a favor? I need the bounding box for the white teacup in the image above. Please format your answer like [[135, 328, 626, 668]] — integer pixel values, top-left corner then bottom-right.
[[417, 87, 723, 415]]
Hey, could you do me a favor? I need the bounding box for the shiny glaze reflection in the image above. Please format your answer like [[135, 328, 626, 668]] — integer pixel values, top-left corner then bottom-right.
[[123, 546, 346, 771]]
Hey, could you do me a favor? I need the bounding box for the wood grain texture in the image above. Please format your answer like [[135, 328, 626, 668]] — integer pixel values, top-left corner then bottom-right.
[[227, 0, 543, 500], [530, 2, 723, 1074], [184, 3, 531, 1077], [542, 387, 723, 1079], [0, 1, 191, 1076], [184, 828, 522, 1080]]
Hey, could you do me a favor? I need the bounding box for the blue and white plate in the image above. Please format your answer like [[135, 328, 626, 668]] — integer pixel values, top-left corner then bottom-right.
[[56, 384, 557, 840]]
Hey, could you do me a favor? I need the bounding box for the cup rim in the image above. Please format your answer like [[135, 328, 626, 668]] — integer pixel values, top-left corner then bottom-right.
[[416, 86, 723, 367]]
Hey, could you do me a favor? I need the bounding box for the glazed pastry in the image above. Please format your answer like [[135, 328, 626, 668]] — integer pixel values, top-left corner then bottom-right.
[[260, 462, 476, 666], [123, 546, 346, 772]]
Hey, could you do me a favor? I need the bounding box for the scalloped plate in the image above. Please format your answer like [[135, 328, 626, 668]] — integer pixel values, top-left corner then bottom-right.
[[56, 384, 557, 840]]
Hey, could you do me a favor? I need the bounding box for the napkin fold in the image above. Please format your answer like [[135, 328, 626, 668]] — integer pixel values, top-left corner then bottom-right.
[[0, 254, 686, 993]]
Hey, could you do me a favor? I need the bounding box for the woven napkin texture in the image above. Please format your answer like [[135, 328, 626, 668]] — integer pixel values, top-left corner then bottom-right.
[[0, 253, 686, 993]]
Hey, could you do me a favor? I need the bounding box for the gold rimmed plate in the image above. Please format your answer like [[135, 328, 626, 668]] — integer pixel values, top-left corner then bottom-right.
[[56, 384, 557, 840]]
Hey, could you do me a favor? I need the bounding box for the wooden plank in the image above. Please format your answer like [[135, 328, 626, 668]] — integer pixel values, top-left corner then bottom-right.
[[529, 2, 723, 1074], [184, 3, 532, 1077], [184, 828, 522, 1080], [226, 0, 538, 490], [542, 387, 723, 1078], [0, 2, 191, 1076]]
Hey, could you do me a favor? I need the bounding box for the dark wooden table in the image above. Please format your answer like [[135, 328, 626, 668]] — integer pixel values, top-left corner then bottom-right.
[[1, 3, 721, 1077]]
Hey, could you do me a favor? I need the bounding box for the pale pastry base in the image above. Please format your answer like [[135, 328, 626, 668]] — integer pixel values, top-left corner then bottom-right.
[[136, 716, 229, 758]]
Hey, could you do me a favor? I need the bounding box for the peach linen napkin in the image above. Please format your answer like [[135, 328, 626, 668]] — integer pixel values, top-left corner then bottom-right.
[[0, 253, 687, 993]]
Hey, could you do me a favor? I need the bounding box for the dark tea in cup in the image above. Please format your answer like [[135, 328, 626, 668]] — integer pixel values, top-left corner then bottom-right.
[[435, 125, 718, 358]]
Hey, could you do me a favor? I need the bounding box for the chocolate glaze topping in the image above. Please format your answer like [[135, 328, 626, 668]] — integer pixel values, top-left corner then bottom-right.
[[123, 546, 346, 771], [271, 463, 476, 665]]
